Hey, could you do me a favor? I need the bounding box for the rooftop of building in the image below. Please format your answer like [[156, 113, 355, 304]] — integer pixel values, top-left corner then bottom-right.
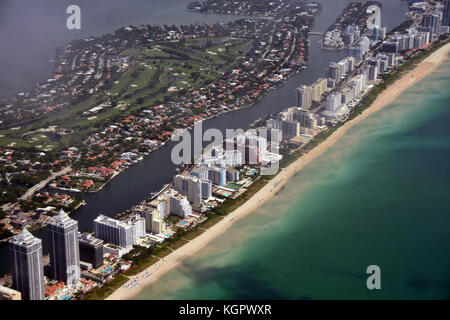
[[9, 227, 41, 246]]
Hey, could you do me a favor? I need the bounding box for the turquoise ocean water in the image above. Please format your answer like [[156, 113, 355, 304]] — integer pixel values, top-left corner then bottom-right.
[[134, 59, 450, 300]]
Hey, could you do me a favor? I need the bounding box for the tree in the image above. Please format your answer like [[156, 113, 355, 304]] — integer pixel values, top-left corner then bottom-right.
[[0, 208, 6, 219]]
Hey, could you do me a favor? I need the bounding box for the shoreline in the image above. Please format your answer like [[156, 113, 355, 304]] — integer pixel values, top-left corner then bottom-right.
[[106, 43, 450, 300]]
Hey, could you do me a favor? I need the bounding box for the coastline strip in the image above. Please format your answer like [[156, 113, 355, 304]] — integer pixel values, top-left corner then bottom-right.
[[106, 42, 450, 300]]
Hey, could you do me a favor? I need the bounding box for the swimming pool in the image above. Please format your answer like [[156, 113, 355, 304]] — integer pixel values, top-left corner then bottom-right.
[[103, 267, 112, 274]]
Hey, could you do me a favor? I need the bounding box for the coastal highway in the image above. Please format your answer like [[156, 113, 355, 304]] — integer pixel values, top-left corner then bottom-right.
[[19, 166, 72, 201]]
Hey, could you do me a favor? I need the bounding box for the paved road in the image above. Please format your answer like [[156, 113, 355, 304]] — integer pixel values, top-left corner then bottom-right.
[[19, 166, 72, 200]]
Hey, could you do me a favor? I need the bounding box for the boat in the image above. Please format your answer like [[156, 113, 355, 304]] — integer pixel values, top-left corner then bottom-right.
[[249, 118, 262, 127]]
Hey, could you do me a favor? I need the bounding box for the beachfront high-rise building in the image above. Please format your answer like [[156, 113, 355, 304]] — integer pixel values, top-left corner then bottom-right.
[[422, 12, 441, 41], [375, 54, 389, 73], [173, 175, 211, 205], [311, 78, 327, 102], [347, 56, 355, 73], [257, 127, 282, 145], [221, 149, 243, 167], [373, 26, 387, 41], [78, 233, 104, 269], [190, 166, 209, 180], [359, 36, 370, 53], [367, 57, 381, 70], [327, 78, 336, 90], [266, 119, 282, 131], [444, 0, 450, 26], [47, 209, 80, 285], [296, 85, 312, 109], [381, 40, 399, 54], [235, 131, 268, 160], [152, 217, 166, 235], [156, 199, 170, 219], [328, 62, 342, 82], [338, 59, 348, 77], [143, 210, 153, 233], [281, 120, 300, 139], [170, 195, 192, 218], [384, 52, 396, 67], [208, 167, 227, 186], [349, 46, 364, 63], [405, 34, 415, 51], [341, 87, 355, 104], [373, 25, 379, 41], [225, 167, 240, 182], [350, 74, 367, 97], [125, 214, 146, 244], [222, 137, 265, 165], [9, 228, 45, 300], [344, 25, 360, 45], [311, 81, 320, 102], [94, 215, 134, 249], [293, 108, 317, 130], [414, 33, 426, 49], [144, 209, 166, 235], [368, 65, 378, 81], [326, 92, 343, 112]]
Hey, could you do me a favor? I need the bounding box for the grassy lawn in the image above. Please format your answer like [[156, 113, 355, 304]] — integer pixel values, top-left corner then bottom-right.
[[183, 228, 206, 240], [153, 246, 173, 259], [83, 274, 129, 300], [0, 37, 249, 149], [199, 214, 224, 229], [169, 238, 190, 251], [123, 256, 160, 277], [224, 183, 241, 190], [0, 136, 33, 148]]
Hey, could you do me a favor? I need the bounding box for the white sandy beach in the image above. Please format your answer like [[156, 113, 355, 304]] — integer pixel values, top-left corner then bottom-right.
[[106, 43, 450, 300]]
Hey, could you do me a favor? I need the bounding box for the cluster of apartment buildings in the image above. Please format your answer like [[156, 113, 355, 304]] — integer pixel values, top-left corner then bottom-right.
[[4, 210, 81, 300], [0, 0, 319, 239], [1, 120, 286, 300], [322, 1, 386, 50], [297, 0, 450, 122], [266, 107, 325, 141]]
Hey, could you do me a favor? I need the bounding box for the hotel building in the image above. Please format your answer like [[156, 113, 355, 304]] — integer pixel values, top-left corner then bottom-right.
[[9, 228, 45, 300], [47, 209, 81, 286]]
